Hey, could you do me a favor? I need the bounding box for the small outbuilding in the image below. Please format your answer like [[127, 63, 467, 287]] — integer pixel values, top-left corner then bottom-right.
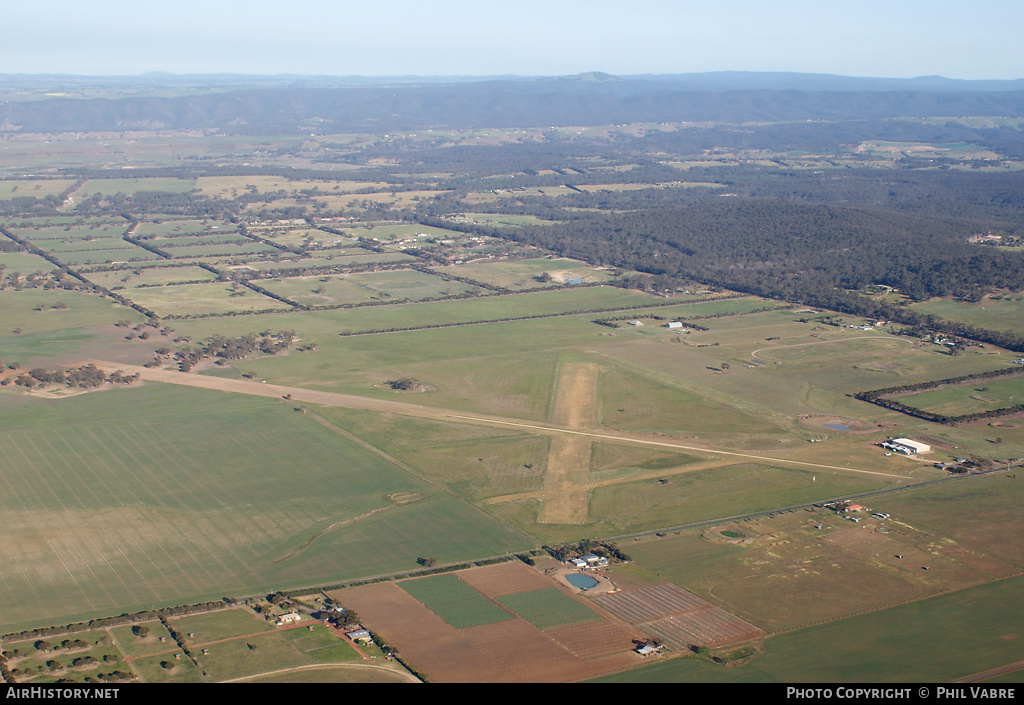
[[665, 322, 684, 329], [636, 644, 665, 656]]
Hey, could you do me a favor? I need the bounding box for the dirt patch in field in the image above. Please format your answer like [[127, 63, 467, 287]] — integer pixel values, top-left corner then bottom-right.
[[594, 582, 762, 650], [549, 362, 598, 431], [824, 526, 891, 549], [796, 415, 873, 433], [706, 561, 919, 633], [456, 560, 554, 597], [537, 362, 600, 524], [537, 435, 592, 525], [387, 492, 427, 505], [545, 619, 642, 659], [703, 526, 755, 544]]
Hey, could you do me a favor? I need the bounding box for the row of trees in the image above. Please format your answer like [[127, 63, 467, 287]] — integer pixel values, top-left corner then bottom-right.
[[855, 367, 1024, 425], [543, 540, 630, 563], [5, 364, 140, 391], [174, 331, 296, 371]]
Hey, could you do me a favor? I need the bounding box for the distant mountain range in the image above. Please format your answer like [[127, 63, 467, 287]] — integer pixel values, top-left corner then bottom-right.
[[1, 72, 1023, 134]]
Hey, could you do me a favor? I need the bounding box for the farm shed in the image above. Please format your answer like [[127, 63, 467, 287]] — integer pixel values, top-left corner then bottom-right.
[[636, 644, 664, 656], [883, 438, 931, 454], [665, 321, 683, 329], [346, 628, 372, 643]]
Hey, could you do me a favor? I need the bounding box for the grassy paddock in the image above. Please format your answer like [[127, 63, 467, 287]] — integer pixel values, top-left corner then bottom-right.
[[895, 375, 1024, 416], [495, 587, 600, 629], [398, 574, 514, 628], [77, 178, 196, 196], [0, 251, 60, 273], [0, 385, 528, 633], [0, 180, 76, 200], [432, 257, 614, 290], [83, 265, 218, 289], [913, 295, 1024, 334], [587, 462, 891, 536], [322, 408, 550, 497], [123, 281, 294, 316], [260, 269, 481, 307]]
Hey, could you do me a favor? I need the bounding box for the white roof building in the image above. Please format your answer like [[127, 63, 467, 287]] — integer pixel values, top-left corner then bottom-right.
[[883, 438, 931, 454]]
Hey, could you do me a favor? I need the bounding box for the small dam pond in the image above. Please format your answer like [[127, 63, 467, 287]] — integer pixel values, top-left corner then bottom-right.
[[565, 573, 598, 590]]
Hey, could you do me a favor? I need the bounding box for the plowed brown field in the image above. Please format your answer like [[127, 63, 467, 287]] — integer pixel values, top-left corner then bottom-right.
[[330, 563, 645, 682]]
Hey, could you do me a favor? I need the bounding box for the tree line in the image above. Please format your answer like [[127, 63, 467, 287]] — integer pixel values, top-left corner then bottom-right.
[[855, 367, 1024, 425]]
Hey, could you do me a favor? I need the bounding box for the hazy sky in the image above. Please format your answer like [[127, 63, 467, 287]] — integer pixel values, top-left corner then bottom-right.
[[5, 0, 1023, 79]]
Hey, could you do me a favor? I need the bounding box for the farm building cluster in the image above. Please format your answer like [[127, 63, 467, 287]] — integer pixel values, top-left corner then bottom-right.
[[566, 553, 609, 570], [879, 438, 931, 455]]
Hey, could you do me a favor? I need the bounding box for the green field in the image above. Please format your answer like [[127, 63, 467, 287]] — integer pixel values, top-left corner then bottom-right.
[[913, 295, 1024, 335], [130, 651, 204, 683], [398, 574, 515, 628], [123, 281, 294, 316], [895, 375, 1024, 416], [50, 246, 162, 266], [432, 257, 614, 290], [107, 620, 175, 658], [495, 588, 600, 629], [152, 233, 252, 248], [76, 178, 197, 196], [132, 220, 236, 238], [161, 241, 277, 258], [583, 462, 891, 537], [193, 176, 390, 199], [191, 630, 316, 682], [0, 180, 76, 200], [260, 269, 482, 307], [321, 409, 551, 497], [171, 608, 276, 647], [11, 223, 125, 243], [0, 289, 145, 365], [83, 265, 219, 289], [0, 251, 60, 273], [0, 385, 528, 633]]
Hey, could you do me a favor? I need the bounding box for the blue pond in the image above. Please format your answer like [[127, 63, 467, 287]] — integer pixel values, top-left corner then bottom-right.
[[823, 423, 851, 431], [565, 573, 598, 590]]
